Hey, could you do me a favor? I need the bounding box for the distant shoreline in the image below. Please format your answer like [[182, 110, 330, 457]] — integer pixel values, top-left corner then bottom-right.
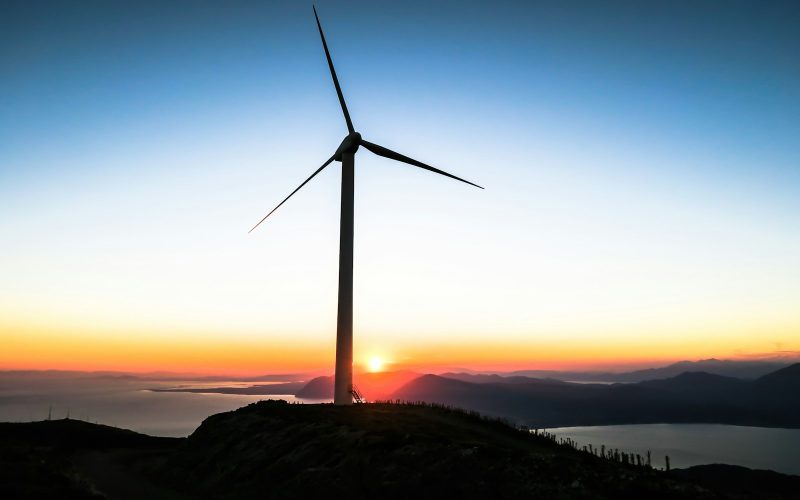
[[148, 381, 306, 396]]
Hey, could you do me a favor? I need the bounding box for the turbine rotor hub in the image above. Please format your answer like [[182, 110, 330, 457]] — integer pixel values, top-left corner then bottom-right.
[[335, 132, 361, 160]]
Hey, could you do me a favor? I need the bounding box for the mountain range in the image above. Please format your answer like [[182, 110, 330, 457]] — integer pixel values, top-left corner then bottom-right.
[[294, 363, 800, 428], [502, 358, 790, 382]]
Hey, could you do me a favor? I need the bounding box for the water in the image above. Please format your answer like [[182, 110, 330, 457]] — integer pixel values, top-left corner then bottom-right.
[[550, 424, 800, 476], [0, 375, 330, 436]]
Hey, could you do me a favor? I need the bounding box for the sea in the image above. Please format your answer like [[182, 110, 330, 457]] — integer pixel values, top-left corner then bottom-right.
[[0, 375, 330, 436], [550, 423, 800, 475]]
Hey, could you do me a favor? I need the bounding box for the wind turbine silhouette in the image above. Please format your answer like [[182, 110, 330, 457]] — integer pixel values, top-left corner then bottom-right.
[[250, 6, 483, 405]]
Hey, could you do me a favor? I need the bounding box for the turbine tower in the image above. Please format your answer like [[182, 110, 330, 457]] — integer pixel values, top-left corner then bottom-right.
[[250, 6, 482, 405]]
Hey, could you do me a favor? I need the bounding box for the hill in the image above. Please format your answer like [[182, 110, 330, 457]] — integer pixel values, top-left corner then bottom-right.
[[755, 362, 800, 388], [0, 418, 175, 449], [2, 402, 798, 499], [393, 366, 800, 428], [635, 372, 750, 405], [671, 464, 800, 499], [0, 419, 179, 500], [295, 370, 420, 400]]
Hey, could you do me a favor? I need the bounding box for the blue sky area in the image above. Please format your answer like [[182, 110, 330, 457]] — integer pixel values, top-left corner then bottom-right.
[[1, 1, 799, 370]]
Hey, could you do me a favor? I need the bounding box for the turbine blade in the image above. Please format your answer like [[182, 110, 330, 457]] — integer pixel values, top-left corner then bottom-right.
[[313, 6, 354, 134], [249, 155, 336, 233], [360, 140, 484, 189]]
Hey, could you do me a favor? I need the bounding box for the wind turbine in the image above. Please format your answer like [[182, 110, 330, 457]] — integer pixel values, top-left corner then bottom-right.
[[250, 6, 483, 405]]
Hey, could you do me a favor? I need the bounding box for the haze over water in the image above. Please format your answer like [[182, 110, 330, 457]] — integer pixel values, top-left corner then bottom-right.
[[0, 374, 327, 436]]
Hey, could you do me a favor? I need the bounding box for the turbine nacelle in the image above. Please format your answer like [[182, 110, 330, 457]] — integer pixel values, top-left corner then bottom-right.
[[334, 132, 362, 161], [248, 7, 483, 235]]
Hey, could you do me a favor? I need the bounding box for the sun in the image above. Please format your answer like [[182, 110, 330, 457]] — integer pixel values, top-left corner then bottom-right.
[[367, 356, 384, 373]]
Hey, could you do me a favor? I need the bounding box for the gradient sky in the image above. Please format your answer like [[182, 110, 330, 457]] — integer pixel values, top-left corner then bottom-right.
[[2, 0, 799, 374]]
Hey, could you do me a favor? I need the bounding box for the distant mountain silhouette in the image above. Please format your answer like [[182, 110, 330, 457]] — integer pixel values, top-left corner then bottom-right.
[[152, 381, 306, 395], [295, 370, 421, 400], [440, 372, 569, 385], [638, 371, 747, 390], [507, 359, 789, 383], [755, 362, 800, 388], [616, 359, 790, 381], [294, 375, 333, 398], [636, 372, 750, 405], [392, 364, 800, 428], [4, 402, 798, 499]]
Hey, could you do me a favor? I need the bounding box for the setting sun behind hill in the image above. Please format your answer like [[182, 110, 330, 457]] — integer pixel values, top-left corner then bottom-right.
[[367, 357, 384, 373]]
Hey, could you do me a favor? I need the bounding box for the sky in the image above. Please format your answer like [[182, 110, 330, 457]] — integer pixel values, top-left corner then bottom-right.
[[1, 0, 799, 374]]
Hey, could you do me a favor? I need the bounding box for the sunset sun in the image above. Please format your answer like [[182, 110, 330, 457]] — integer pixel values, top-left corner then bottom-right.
[[367, 357, 385, 373]]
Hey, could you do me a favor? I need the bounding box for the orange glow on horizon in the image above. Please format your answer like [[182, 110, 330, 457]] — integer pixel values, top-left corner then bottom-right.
[[3, 320, 797, 376]]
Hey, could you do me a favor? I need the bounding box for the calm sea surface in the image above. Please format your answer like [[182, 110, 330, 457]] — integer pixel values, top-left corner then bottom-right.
[[0, 377, 330, 436], [551, 424, 800, 475]]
